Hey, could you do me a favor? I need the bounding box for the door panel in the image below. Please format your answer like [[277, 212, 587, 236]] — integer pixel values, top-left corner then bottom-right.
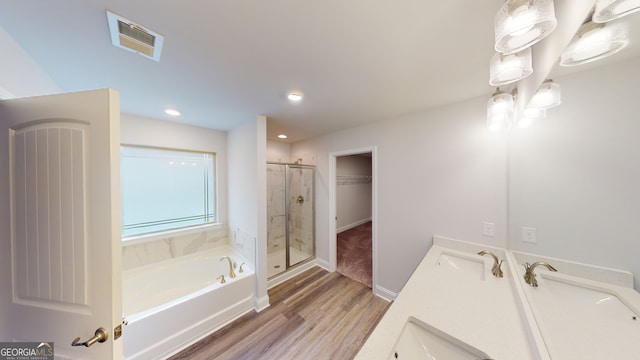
[[0, 89, 122, 359]]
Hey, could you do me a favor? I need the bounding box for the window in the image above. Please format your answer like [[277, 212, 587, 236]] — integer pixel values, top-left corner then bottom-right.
[[121, 145, 216, 237]]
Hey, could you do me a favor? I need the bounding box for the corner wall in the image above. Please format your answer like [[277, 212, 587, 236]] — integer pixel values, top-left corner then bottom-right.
[[509, 58, 640, 291], [0, 26, 60, 98], [228, 116, 268, 310], [291, 97, 508, 294]]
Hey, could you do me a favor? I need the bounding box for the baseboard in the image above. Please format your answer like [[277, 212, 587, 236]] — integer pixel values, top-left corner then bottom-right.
[[254, 295, 270, 312], [316, 258, 330, 271], [337, 217, 372, 233], [374, 285, 397, 302]]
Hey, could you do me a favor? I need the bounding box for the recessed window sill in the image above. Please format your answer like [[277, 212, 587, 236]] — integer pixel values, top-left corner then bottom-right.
[[121, 223, 224, 247]]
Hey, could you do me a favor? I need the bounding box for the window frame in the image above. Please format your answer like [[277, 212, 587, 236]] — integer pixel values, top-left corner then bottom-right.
[[120, 144, 218, 241]]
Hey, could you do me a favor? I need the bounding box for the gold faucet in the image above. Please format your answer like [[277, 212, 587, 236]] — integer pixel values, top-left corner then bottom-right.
[[477, 250, 503, 278], [523, 262, 557, 287], [220, 256, 236, 278]]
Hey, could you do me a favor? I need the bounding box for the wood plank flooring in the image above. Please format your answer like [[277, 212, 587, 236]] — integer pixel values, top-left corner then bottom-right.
[[169, 267, 390, 360]]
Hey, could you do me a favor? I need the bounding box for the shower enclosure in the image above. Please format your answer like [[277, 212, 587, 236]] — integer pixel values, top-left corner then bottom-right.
[[266, 163, 315, 278]]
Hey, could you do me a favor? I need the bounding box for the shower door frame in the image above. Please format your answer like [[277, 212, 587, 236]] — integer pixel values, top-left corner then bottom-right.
[[267, 162, 316, 279]]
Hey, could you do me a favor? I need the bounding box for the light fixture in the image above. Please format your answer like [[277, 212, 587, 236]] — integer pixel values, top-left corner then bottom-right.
[[489, 47, 533, 86], [518, 107, 546, 128], [277, 134, 288, 139], [593, 0, 640, 23], [487, 88, 514, 132], [287, 91, 304, 102], [165, 108, 181, 116], [560, 20, 629, 66], [528, 79, 561, 110], [495, 0, 557, 55]]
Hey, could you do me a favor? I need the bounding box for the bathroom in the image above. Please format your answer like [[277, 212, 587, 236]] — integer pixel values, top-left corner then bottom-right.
[[1, 0, 639, 358]]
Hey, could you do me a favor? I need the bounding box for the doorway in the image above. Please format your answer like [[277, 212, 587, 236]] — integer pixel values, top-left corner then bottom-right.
[[329, 147, 377, 292]]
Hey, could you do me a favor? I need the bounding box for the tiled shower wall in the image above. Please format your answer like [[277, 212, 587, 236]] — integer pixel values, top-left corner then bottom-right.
[[267, 164, 286, 255], [122, 225, 228, 270]]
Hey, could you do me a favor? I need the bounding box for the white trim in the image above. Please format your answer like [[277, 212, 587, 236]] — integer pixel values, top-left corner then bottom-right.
[[122, 222, 224, 246], [316, 258, 330, 271], [374, 285, 397, 302], [337, 217, 372, 234], [329, 146, 378, 297], [253, 295, 270, 313]]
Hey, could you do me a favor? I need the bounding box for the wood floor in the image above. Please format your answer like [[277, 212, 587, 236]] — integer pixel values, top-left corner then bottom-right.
[[169, 267, 390, 360]]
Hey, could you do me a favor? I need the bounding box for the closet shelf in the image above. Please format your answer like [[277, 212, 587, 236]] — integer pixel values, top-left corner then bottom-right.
[[337, 175, 372, 185]]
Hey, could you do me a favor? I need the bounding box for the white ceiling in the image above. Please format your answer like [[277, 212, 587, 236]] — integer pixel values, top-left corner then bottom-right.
[[1, 1, 638, 143]]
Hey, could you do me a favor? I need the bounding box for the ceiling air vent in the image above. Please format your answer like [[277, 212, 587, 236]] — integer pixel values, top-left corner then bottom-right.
[[106, 10, 164, 62]]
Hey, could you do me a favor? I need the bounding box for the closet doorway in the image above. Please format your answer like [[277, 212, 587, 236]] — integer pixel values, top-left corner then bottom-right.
[[330, 147, 376, 291]]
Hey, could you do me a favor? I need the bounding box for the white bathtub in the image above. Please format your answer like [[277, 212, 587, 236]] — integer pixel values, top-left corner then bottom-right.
[[123, 246, 255, 359]]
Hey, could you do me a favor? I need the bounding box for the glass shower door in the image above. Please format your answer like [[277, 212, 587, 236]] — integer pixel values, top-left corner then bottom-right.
[[288, 166, 315, 266]]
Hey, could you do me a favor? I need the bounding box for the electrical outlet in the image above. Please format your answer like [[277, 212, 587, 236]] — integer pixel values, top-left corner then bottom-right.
[[482, 222, 495, 237], [522, 227, 537, 243]]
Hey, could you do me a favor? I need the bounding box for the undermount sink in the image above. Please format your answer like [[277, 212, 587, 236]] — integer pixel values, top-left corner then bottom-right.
[[390, 317, 492, 360], [525, 273, 640, 359], [435, 250, 485, 280]]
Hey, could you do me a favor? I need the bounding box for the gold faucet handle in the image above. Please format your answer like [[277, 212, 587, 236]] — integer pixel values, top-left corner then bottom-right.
[[217, 274, 226, 284]]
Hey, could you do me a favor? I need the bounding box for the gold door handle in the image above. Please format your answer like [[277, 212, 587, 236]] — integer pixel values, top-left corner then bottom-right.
[[71, 327, 109, 347]]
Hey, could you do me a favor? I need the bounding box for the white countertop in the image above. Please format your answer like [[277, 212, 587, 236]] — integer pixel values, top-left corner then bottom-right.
[[355, 237, 538, 360]]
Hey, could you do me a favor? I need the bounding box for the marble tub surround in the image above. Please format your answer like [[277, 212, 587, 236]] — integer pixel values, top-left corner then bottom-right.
[[508, 251, 640, 360], [230, 226, 256, 270], [122, 225, 229, 270], [356, 238, 536, 360]]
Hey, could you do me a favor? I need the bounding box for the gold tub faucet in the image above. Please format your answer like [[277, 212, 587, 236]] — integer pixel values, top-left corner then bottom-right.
[[523, 262, 557, 287], [220, 256, 237, 278], [477, 250, 504, 278]]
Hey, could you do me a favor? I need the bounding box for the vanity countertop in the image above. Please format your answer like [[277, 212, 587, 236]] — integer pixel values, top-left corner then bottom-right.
[[355, 237, 539, 360]]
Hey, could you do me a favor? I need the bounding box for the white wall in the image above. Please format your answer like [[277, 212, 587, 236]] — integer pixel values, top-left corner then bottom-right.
[[120, 114, 229, 225], [509, 58, 640, 290], [228, 116, 268, 309], [337, 155, 372, 231], [266, 140, 291, 163], [292, 97, 508, 294], [0, 26, 61, 337], [0, 26, 60, 98]]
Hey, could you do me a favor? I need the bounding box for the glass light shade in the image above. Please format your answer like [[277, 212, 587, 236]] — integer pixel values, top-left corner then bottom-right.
[[487, 92, 514, 131], [560, 21, 629, 66], [489, 47, 533, 86], [495, 0, 557, 54], [593, 0, 640, 23], [528, 80, 561, 110], [518, 107, 546, 128]]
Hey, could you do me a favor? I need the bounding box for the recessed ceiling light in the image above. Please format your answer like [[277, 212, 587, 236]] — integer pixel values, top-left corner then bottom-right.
[[277, 134, 288, 139], [165, 108, 181, 116], [287, 91, 304, 102]]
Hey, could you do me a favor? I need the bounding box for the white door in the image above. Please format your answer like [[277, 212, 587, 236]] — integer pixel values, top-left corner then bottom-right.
[[0, 89, 122, 360]]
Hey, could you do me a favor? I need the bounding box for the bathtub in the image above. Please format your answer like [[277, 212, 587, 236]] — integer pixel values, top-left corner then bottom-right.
[[123, 246, 255, 359]]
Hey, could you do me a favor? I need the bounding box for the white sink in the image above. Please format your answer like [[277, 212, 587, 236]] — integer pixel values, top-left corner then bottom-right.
[[390, 317, 492, 360], [525, 273, 640, 359], [435, 251, 485, 280]]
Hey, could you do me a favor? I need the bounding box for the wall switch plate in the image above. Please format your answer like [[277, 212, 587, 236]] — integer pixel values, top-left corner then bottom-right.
[[522, 227, 537, 243], [482, 222, 495, 237]]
